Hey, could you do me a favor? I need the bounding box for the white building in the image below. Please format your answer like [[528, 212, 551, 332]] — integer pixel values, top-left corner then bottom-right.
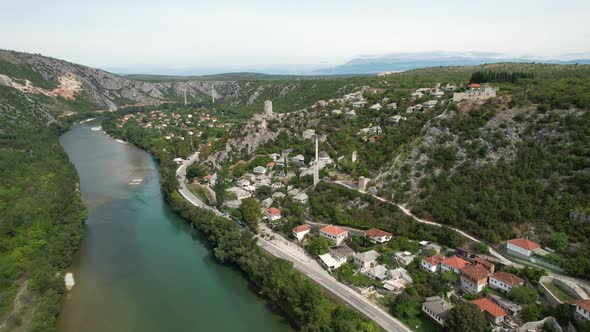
[[506, 238, 541, 258], [422, 296, 453, 327], [369, 103, 383, 111], [226, 187, 252, 200], [575, 299, 590, 321], [319, 225, 348, 245], [292, 224, 311, 241], [354, 250, 380, 270], [488, 272, 524, 293], [394, 251, 416, 266], [440, 256, 470, 274], [365, 228, 393, 243], [253, 166, 266, 175], [421, 255, 443, 273], [264, 208, 282, 221]]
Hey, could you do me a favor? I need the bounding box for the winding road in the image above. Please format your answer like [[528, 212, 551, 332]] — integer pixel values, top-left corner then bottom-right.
[[176, 154, 412, 332]]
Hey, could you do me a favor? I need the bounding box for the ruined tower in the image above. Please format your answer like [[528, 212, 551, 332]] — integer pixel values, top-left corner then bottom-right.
[[264, 100, 273, 117]]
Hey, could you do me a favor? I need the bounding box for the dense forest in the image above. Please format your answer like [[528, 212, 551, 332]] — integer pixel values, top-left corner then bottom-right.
[[0, 87, 90, 330]]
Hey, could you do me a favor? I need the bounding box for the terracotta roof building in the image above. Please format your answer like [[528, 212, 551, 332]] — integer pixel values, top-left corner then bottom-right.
[[264, 208, 282, 221], [440, 256, 470, 274], [471, 298, 507, 325], [421, 254, 444, 273], [575, 299, 590, 321], [460, 264, 490, 294], [506, 238, 541, 258], [365, 228, 393, 243], [292, 224, 311, 241], [320, 225, 349, 245], [473, 257, 495, 273], [489, 272, 524, 293]]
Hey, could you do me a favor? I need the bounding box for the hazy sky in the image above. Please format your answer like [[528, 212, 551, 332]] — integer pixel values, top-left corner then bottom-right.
[[1, 0, 589, 70]]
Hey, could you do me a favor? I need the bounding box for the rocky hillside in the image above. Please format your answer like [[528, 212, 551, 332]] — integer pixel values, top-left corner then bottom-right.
[[0, 50, 348, 116]]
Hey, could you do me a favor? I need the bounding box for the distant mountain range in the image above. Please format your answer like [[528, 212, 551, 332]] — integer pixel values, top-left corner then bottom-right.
[[312, 52, 590, 75]]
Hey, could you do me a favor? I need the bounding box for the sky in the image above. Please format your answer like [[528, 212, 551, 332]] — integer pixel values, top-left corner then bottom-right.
[[1, 0, 589, 73]]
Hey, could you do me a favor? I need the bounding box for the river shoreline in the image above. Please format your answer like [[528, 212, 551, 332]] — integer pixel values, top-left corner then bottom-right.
[[57, 119, 293, 332]]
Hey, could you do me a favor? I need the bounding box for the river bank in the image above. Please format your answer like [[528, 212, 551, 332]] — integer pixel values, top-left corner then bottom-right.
[[57, 120, 293, 332]]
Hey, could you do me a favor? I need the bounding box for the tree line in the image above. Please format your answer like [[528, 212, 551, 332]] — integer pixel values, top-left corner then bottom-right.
[[469, 70, 534, 84]]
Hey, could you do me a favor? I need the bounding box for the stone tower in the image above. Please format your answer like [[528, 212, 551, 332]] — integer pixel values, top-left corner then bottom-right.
[[264, 100, 273, 117], [358, 176, 369, 193]]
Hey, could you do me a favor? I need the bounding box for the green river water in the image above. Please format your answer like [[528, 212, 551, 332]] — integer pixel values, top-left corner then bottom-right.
[[56, 120, 292, 332]]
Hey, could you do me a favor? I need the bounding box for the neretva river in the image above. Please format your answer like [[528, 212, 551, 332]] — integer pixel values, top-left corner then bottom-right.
[[57, 119, 292, 332]]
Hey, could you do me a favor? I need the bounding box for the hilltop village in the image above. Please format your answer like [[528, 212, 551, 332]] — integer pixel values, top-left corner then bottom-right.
[[108, 76, 590, 332]]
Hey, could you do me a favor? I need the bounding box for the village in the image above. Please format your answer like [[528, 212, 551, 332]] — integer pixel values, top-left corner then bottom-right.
[[114, 81, 589, 332]]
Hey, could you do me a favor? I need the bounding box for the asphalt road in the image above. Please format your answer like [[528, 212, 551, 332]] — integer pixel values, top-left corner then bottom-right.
[[176, 156, 411, 332]]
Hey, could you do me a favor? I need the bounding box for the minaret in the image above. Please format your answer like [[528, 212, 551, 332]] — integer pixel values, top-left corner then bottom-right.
[[211, 82, 215, 103], [184, 88, 188, 106], [313, 135, 319, 186]]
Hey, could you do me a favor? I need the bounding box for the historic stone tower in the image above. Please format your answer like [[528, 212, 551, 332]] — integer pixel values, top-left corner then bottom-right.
[[358, 176, 370, 193], [264, 100, 273, 117]]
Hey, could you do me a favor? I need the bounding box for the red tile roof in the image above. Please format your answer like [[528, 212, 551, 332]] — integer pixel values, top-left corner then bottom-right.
[[292, 224, 311, 233], [441, 256, 470, 270], [474, 257, 495, 271], [365, 228, 392, 237], [576, 299, 590, 312], [489, 272, 524, 286], [266, 208, 281, 216], [267, 161, 276, 167], [423, 254, 444, 266], [461, 264, 490, 281], [468, 83, 481, 88], [507, 238, 540, 250], [471, 298, 507, 318], [321, 225, 347, 236]]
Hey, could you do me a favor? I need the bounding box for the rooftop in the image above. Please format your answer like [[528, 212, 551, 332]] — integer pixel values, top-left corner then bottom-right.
[[422, 296, 453, 317], [461, 264, 490, 281], [471, 298, 507, 318], [329, 244, 356, 260], [507, 238, 541, 250], [355, 250, 380, 263], [441, 256, 470, 270], [366, 228, 393, 237], [266, 207, 281, 215], [489, 272, 524, 286], [292, 224, 311, 233], [423, 254, 444, 266], [575, 299, 590, 312], [321, 225, 347, 236]]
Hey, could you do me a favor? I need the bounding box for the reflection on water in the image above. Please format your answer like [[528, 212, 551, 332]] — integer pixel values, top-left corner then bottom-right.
[[57, 119, 292, 332]]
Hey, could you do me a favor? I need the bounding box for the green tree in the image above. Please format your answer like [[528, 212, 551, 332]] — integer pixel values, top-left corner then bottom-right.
[[522, 304, 547, 322], [546, 232, 569, 252], [445, 301, 487, 332], [186, 164, 208, 179], [307, 236, 332, 256], [507, 286, 538, 305], [389, 291, 420, 319], [240, 197, 262, 233]]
